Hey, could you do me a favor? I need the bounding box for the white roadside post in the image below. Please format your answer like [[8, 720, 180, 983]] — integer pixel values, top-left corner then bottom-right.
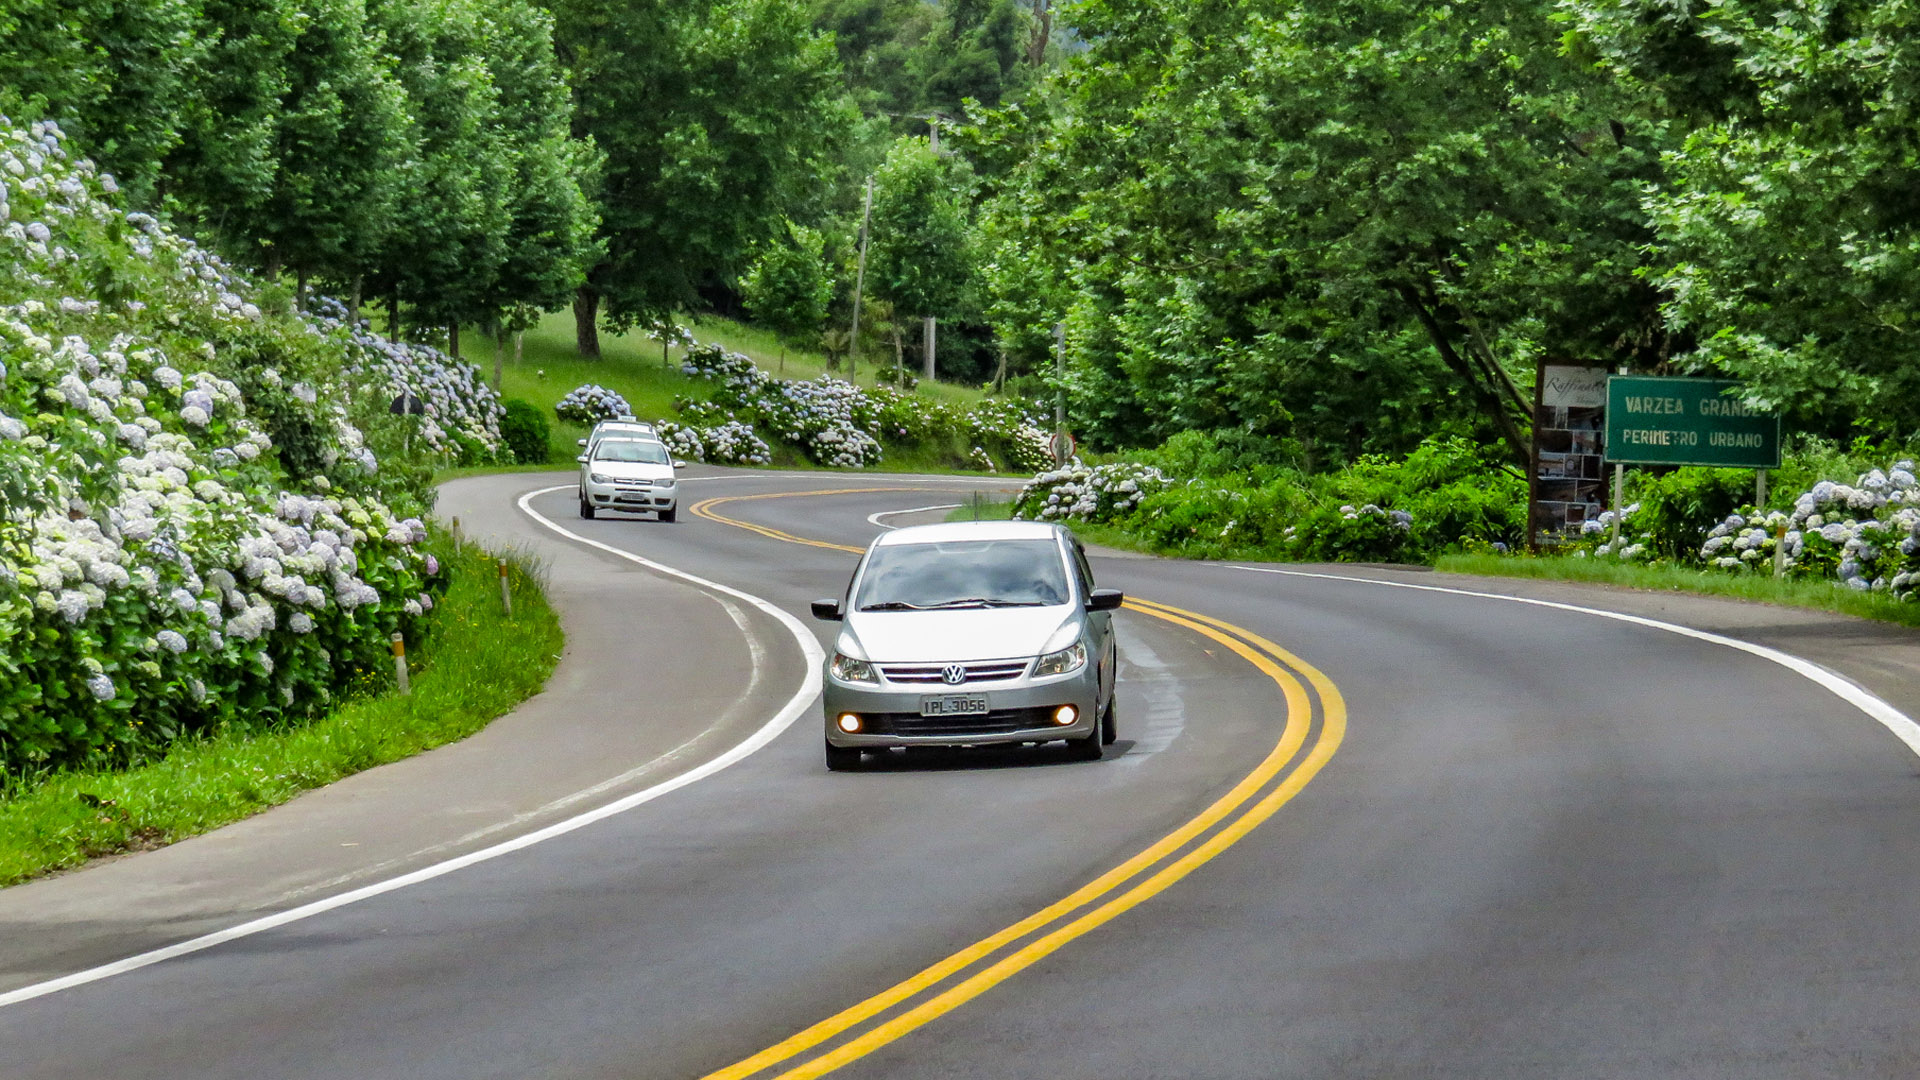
[[391, 633, 410, 696], [498, 559, 513, 618]]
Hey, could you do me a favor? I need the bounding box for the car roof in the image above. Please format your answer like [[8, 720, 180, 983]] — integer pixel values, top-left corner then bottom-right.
[[592, 420, 654, 433], [872, 520, 1064, 547]]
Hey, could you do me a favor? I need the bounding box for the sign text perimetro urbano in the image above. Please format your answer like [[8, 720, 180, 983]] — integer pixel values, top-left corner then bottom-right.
[[1604, 376, 1780, 468]]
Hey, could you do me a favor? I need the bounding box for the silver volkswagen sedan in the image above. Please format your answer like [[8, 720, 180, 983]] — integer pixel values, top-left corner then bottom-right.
[[810, 521, 1123, 770]]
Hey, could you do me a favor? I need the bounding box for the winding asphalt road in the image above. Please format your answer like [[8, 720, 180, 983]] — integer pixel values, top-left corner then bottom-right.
[[7, 468, 1920, 1078]]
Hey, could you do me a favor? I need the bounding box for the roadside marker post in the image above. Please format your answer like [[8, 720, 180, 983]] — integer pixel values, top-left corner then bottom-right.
[[391, 633, 410, 696], [1774, 523, 1789, 579], [498, 559, 513, 618]]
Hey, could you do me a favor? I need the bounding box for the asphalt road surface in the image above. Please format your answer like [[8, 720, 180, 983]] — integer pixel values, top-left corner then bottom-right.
[[6, 468, 1920, 1079]]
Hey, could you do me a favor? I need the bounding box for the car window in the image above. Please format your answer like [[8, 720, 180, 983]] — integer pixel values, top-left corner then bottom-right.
[[854, 539, 1071, 611], [593, 440, 670, 464], [1069, 539, 1095, 597]]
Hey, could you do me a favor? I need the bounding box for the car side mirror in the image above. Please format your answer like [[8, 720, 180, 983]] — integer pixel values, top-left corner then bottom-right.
[[1087, 588, 1124, 612], [672, 460, 688, 470], [576, 438, 588, 447], [575, 455, 588, 464], [810, 598, 844, 622]]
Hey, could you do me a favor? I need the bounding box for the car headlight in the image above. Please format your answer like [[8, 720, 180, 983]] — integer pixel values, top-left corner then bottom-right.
[[830, 652, 878, 684], [655, 477, 676, 488], [589, 472, 613, 484], [1033, 642, 1087, 677]]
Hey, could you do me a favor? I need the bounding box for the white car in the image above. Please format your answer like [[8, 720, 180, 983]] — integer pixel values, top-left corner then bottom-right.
[[577, 418, 657, 457], [578, 437, 682, 521]]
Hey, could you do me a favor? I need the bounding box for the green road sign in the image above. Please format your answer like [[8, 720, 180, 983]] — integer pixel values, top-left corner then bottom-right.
[[1605, 376, 1781, 468]]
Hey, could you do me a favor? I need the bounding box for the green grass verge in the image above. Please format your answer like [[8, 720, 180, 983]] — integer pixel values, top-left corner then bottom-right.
[[458, 311, 986, 466], [1437, 552, 1920, 630], [0, 536, 564, 887]]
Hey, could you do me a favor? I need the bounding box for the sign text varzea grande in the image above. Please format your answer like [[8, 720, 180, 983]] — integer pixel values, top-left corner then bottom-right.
[[1604, 376, 1781, 469]]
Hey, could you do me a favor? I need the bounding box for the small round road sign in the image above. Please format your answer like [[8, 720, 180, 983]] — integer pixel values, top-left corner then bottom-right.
[[1049, 430, 1076, 465]]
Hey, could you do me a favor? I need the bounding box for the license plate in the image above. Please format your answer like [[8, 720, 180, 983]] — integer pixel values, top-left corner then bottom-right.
[[920, 694, 988, 717]]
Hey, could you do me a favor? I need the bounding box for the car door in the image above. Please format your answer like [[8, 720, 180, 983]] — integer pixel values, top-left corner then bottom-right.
[[1069, 537, 1115, 704]]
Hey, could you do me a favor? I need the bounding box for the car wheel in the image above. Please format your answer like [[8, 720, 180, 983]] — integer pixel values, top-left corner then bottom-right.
[[1066, 725, 1103, 761], [1100, 694, 1118, 745], [578, 495, 596, 520], [825, 741, 862, 771], [658, 507, 677, 523]]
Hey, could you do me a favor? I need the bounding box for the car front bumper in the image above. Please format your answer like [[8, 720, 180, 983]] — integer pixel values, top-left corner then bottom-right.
[[822, 663, 1101, 748], [582, 478, 676, 512]]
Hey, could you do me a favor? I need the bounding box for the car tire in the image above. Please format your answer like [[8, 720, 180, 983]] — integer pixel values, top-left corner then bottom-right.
[[578, 495, 596, 520], [1066, 725, 1103, 761], [1100, 694, 1118, 745], [825, 741, 862, 771], [658, 507, 677, 523]]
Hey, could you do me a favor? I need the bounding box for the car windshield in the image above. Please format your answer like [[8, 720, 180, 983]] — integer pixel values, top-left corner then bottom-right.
[[594, 440, 670, 464], [854, 539, 1070, 611]]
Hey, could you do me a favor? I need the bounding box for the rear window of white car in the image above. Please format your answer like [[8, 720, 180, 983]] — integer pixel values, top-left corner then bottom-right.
[[854, 539, 1070, 611]]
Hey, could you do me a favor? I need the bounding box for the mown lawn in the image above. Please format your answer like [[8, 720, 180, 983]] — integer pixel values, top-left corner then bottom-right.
[[0, 537, 564, 886]]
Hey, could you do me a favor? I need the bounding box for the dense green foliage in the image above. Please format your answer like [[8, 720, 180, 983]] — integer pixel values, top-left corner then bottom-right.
[[499, 399, 551, 464]]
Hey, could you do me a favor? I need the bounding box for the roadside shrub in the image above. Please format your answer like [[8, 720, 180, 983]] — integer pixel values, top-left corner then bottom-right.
[[0, 117, 440, 775], [554, 384, 631, 424], [499, 400, 550, 464], [1630, 466, 1753, 559], [1011, 462, 1173, 524], [1283, 503, 1416, 563]]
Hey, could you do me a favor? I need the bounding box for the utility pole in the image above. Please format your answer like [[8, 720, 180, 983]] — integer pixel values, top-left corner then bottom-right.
[[1055, 321, 1066, 432], [849, 176, 873, 377], [924, 316, 936, 381]]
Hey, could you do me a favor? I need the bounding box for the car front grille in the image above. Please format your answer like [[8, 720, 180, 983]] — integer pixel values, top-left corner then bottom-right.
[[860, 706, 1064, 737], [878, 659, 1031, 685]]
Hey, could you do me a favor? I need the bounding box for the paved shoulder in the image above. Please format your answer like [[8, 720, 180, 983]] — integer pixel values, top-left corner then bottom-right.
[[0, 471, 807, 992]]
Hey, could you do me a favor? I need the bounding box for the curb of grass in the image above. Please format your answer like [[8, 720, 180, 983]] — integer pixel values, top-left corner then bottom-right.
[[0, 535, 564, 887]]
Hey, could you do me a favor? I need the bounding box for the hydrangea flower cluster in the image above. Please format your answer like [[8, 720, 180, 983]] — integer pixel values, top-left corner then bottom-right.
[[0, 117, 440, 773], [307, 297, 505, 463], [674, 339, 1052, 471], [554, 383, 633, 424], [1699, 463, 1920, 592], [654, 418, 772, 466], [968, 446, 997, 472], [1571, 503, 1655, 562], [1010, 462, 1173, 523]]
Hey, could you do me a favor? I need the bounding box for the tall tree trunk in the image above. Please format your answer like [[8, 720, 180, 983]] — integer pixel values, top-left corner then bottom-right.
[[349, 275, 363, 326], [493, 320, 507, 390], [448, 322, 461, 359], [574, 287, 601, 359], [891, 324, 904, 374], [1396, 282, 1532, 467], [1028, 0, 1052, 65], [294, 268, 309, 312], [992, 346, 1009, 393], [263, 248, 282, 282], [514, 330, 523, 367], [390, 293, 402, 341]]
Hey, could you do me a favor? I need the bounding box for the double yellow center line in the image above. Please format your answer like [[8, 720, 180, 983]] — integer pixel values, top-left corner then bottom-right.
[[689, 489, 1346, 1079]]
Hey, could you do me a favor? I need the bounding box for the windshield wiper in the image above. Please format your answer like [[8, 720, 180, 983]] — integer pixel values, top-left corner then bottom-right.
[[927, 598, 1045, 609], [860, 601, 930, 611]]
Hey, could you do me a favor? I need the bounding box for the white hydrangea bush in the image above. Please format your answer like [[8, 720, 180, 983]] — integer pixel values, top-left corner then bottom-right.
[[1011, 462, 1173, 524], [677, 339, 1052, 470], [1570, 503, 1656, 562], [654, 418, 771, 466], [0, 117, 441, 772], [554, 383, 632, 425], [308, 297, 505, 463], [1699, 463, 1920, 593]]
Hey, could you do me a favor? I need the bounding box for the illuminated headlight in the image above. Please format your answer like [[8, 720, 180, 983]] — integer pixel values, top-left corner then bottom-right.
[[1033, 642, 1087, 677], [830, 652, 878, 684], [837, 713, 863, 733], [1053, 705, 1078, 725], [589, 472, 614, 484]]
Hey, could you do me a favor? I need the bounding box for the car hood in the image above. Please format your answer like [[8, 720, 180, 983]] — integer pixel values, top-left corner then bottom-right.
[[842, 606, 1075, 663], [586, 461, 674, 482]]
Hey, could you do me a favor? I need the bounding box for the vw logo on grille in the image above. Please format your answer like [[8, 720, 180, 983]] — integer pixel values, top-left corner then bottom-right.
[[941, 664, 967, 685]]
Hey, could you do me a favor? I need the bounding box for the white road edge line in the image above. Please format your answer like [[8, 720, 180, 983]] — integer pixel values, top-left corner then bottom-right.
[[868, 504, 962, 530], [1230, 565, 1920, 759], [0, 484, 825, 1010]]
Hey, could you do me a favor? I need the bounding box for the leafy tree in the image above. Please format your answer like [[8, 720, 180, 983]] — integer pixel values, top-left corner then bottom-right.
[[741, 220, 833, 370], [1568, 0, 1920, 437], [363, 0, 516, 351], [551, 0, 851, 356], [971, 0, 1656, 463], [867, 136, 976, 376], [0, 0, 204, 206]]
